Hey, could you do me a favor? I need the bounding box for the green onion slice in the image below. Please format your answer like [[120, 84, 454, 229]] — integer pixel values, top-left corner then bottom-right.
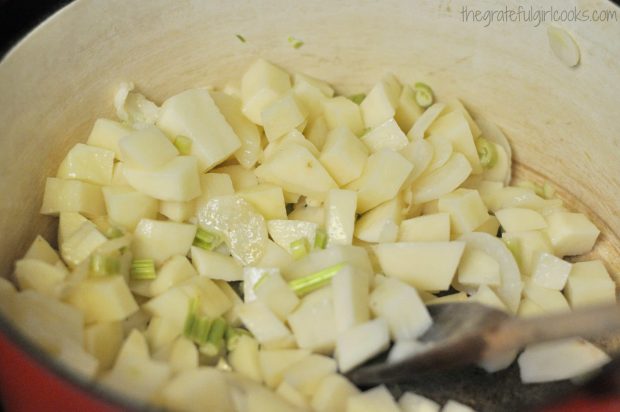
[[89, 254, 120, 277], [236, 34, 246, 43], [476, 137, 498, 169], [348, 93, 366, 105], [105, 227, 124, 239], [226, 327, 252, 351], [314, 228, 328, 250], [193, 227, 222, 251], [288, 262, 345, 296], [290, 237, 310, 260], [287, 36, 304, 49], [414, 82, 434, 108], [130, 259, 156, 280], [201, 318, 227, 356], [173, 135, 193, 155]]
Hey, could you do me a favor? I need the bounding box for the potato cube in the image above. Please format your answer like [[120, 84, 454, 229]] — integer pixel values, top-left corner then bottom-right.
[[394, 85, 424, 133], [373, 241, 465, 291], [259, 349, 311, 388], [24, 235, 60, 265], [502, 230, 553, 276], [276, 381, 311, 409], [518, 298, 545, 318], [267, 219, 318, 254], [360, 74, 402, 129], [361, 118, 409, 153], [84, 321, 124, 372], [238, 184, 287, 220], [346, 149, 413, 213], [287, 287, 338, 354], [123, 156, 201, 202], [442, 400, 477, 412], [157, 89, 241, 170], [102, 186, 159, 231], [238, 301, 294, 349], [399, 213, 450, 242], [545, 212, 600, 256], [469, 285, 507, 311], [325, 189, 357, 246], [58, 212, 89, 247], [190, 246, 243, 281], [119, 126, 178, 170], [228, 335, 262, 383], [530, 252, 572, 290], [168, 337, 199, 373], [86, 118, 132, 159], [60, 221, 107, 267], [262, 92, 308, 142], [369, 278, 432, 340], [523, 281, 570, 313], [150, 255, 197, 296], [66, 276, 139, 323], [293, 78, 329, 121], [255, 240, 294, 271], [40, 177, 105, 218], [475, 215, 500, 236], [283, 245, 373, 283], [564, 260, 616, 308], [332, 265, 370, 333], [111, 162, 129, 186], [241, 59, 291, 125], [320, 127, 369, 186], [254, 270, 300, 321], [427, 111, 482, 174], [246, 387, 298, 412], [322, 96, 365, 136], [132, 219, 196, 265], [347, 385, 400, 412], [161, 368, 234, 412], [312, 374, 360, 412], [145, 316, 182, 350], [57, 143, 115, 185], [399, 392, 440, 412], [15, 259, 67, 298], [495, 208, 547, 232], [438, 189, 488, 236], [306, 115, 329, 150], [159, 200, 195, 223], [194, 173, 234, 210], [335, 318, 390, 372], [282, 354, 337, 396], [457, 248, 501, 286]]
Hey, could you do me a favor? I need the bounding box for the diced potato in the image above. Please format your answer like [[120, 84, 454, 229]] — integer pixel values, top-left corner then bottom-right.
[[469, 285, 507, 311], [119, 126, 178, 170], [426, 292, 468, 305], [263, 130, 320, 161], [427, 111, 482, 174], [325, 189, 357, 246], [255, 240, 294, 270], [373, 242, 465, 291], [238, 184, 287, 220], [259, 348, 311, 388], [246, 387, 298, 412], [360, 74, 401, 129], [530, 252, 572, 290], [322, 96, 365, 136], [564, 260, 616, 308], [102, 186, 159, 231], [244, 267, 278, 303], [399, 213, 450, 242], [132, 219, 196, 265], [312, 374, 360, 412], [523, 281, 570, 313], [518, 338, 610, 383], [294, 73, 334, 98], [276, 381, 311, 409], [229, 335, 263, 383], [169, 337, 198, 373], [319, 127, 369, 186], [123, 156, 201, 202], [84, 321, 124, 372], [399, 392, 440, 412], [40, 177, 105, 218], [283, 245, 373, 283], [518, 298, 545, 318], [161, 368, 234, 412], [66, 276, 139, 323], [369, 277, 431, 340], [24, 235, 60, 265], [347, 385, 400, 412], [267, 219, 318, 254], [355, 196, 403, 243], [289, 205, 325, 226], [238, 301, 294, 349], [256, 143, 337, 201], [159, 200, 195, 222], [332, 265, 370, 333], [194, 172, 235, 210], [408, 103, 446, 141], [157, 88, 241, 170], [306, 115, 329, 150], [254, 270, 300, 320], [346, 149, 413, 213], [211, 91, 261, 169], [150, 255, 197, 296], [14, 259, 67, 297], [282, 354, 337, 396], [86, 118, 133, 159], [145, 316, 182, 350], [361, 118, 409, 153], [336, 318, 390, 372], [0, 277, 16, 294], [457, 248, 501, 286], [213, 280, 243, 326], [55, 340, 99, 378], [57, 143, 115, 185], [293, 76, 330, 121], [442, 400, 477, 412], [475, 215, 500, 236], [483, 186, 545, 212], [241, 59, 291, 125], [545, 212, 600, 256], [287, 287, 338, 354], [394, 85, 424, 133], [60, 221, 107, 267], [213, 164, 258, 191], [261, 92, 308, 142], [190, 246, 243, 281], [495, 208, 547, 232], [445, 98, 481, 137], [437, 189, 488, 236], [410, 153, 472, 205], [502, 230, 553, 276], [399, 139, 434, 185]]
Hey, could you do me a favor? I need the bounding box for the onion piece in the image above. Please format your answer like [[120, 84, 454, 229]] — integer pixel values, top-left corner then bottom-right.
[[547, 25, 581, 68], [473, 115, 512, 185], [458, 232, 522, 313], [407, 103, 446, 141]]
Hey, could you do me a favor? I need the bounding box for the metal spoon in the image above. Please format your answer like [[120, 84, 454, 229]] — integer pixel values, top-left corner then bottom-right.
[[347, 302, 620, 386]]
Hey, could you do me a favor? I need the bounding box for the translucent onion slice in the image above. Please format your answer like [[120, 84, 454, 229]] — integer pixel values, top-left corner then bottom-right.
[[410, 153, 472, 204], [407, 102, 446, 141]]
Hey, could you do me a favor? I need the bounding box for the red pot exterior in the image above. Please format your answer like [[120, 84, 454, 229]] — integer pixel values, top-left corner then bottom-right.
[[0, 332, 119, 412]]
